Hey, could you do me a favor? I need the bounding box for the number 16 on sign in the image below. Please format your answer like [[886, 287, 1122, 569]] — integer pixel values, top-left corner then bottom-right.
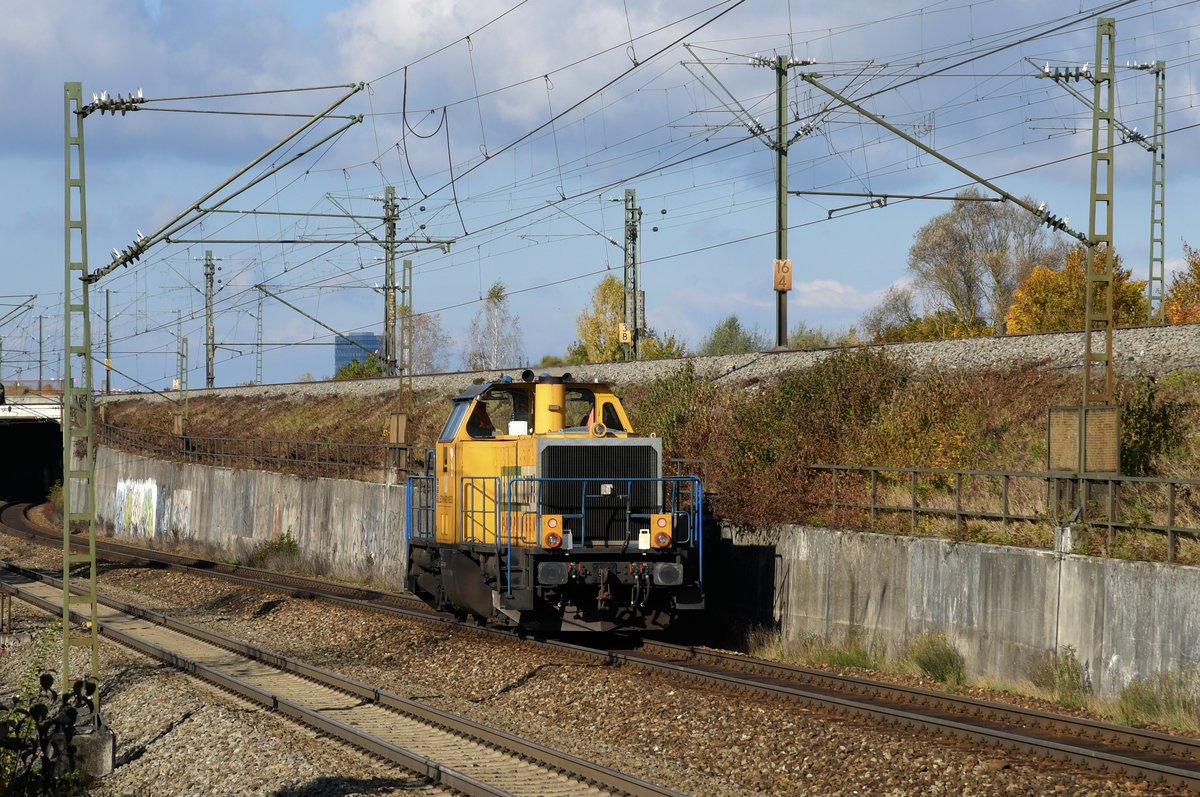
[[773, 258, 792, 291]]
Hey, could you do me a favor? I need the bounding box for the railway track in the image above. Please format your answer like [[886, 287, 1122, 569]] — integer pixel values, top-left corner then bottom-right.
[[623, 641, 1200, 790], [0, 502, 433, 616], [6, 502, 1200, 790], [0, 559, 683, 797]]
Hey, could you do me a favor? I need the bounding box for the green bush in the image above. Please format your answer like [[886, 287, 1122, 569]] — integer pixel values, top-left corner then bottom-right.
[[0, 673, 94, 796], [908, 632, 965, 685], [47, 482, 63, 513], [1120, 378, 1184, 476]]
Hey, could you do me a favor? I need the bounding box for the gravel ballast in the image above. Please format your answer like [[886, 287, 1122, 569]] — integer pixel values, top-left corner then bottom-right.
[[100, 322, 1200, 404], [1, 530, 1190, 796]]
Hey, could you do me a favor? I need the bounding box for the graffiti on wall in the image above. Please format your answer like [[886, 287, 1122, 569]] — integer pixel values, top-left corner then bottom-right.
[[164, 488, 192, 539], [114, 478, 157, 538]]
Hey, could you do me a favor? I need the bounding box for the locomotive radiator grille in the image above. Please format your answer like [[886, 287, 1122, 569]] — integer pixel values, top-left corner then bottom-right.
[[539, 443, 659, 546]]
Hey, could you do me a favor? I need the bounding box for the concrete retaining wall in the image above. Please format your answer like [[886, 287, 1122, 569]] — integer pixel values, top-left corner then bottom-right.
[[92, 446, 407, 583], [88, 445, 1200, 695], [772, 526, 1200, 696]]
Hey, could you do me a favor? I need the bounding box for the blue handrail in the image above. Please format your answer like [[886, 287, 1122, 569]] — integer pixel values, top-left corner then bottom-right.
[[405, 475, 436, 544]]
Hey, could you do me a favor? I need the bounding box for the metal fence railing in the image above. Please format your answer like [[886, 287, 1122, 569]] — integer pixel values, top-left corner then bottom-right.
[[804, 465, 1200, 563], [98, 422, 409, 482]]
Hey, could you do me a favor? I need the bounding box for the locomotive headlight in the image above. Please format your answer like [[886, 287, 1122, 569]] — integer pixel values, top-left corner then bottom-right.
[[541, 515, 565, 549], [650, 514, 673, 548]]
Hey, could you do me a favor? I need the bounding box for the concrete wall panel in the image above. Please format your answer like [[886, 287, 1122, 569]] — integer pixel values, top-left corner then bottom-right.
[[1057, 557, 1200, 695], [767, 526, 1200, 696], [93, 446, 407, 582]]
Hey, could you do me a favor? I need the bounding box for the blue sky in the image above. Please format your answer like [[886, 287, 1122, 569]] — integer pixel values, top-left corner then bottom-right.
[[2, 0, 1198, 389]]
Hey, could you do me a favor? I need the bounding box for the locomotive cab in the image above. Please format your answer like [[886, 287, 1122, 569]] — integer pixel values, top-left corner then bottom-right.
[[406, 372, 704, 632]]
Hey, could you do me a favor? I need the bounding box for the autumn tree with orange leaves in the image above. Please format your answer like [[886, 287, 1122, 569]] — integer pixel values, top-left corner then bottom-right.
[[1163, 243, 1200, 323], [565, 275, 686, 363], [1004, 246, 1148, 334]]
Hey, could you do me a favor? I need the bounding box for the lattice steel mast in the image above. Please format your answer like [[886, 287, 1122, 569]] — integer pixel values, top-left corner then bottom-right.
[[383, 186, 398, 377], [622, 188, 643, 360], [1146, 62, 1166, 322], [1083, 20, 1116, 415], [61, 81, 101, 718], [1032, 52, 1166, 325]]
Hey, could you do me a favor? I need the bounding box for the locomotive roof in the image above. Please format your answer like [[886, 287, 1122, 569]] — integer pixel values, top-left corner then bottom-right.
[[451, 373, 610, 402]]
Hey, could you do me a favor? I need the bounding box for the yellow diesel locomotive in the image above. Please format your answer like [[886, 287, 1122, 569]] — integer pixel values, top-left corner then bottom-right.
[[406, 371, 704, 632]]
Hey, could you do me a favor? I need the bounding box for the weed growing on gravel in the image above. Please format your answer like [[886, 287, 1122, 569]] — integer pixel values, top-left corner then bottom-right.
[[908, 632, 965, 685], [246, 532, 301, 569], [1031, 645, 1092, 709], [743, 625, 785, 660], [1115, 672, 1200, 731]]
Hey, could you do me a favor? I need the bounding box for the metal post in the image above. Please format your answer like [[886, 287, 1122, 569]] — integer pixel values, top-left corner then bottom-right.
[[774, 55, 788, 349], [1147, 62, 1166, 323], [383, 186, 398, 377], [61, 81, 101, 718], [1167, 482, 1177, 563], [1081, 18, 1116, 487], [104, 289, 111, 396], [399, 258, 413, 392], [38, 315, 43, 390], [204, 250, 215, 389], [955, 472, 964, 536], [869, 470, 878, 528], [910, 471, 917, 535], [176, 335, 188, 443], [622, 188, 641, 360], [255, 287, 263, 385]]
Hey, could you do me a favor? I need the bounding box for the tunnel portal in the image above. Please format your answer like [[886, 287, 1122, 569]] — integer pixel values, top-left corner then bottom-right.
[[0, 420, 63, 503]]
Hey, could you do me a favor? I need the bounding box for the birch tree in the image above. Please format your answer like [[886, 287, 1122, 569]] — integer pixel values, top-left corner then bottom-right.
[[464, 280, 523, 371], [412, 312, 452, 374]]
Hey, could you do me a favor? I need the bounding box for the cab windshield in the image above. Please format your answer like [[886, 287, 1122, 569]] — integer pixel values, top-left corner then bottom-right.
[[438, 401, 470, 443]]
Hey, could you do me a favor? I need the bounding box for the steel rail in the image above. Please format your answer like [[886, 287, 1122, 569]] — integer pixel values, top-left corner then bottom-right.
[[0, 503, 431, 615], [602, 641, 1200, 790], [637, 640, 1200, 760], [0, 559, 685, 797], [7, 503, 1198, 789]]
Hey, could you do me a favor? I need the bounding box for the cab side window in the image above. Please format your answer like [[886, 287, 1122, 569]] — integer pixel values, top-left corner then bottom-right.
[[466, 402, 495, 438]]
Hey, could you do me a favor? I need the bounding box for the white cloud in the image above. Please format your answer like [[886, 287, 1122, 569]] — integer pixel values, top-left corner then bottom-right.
[[791, 278, 884, 311]]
